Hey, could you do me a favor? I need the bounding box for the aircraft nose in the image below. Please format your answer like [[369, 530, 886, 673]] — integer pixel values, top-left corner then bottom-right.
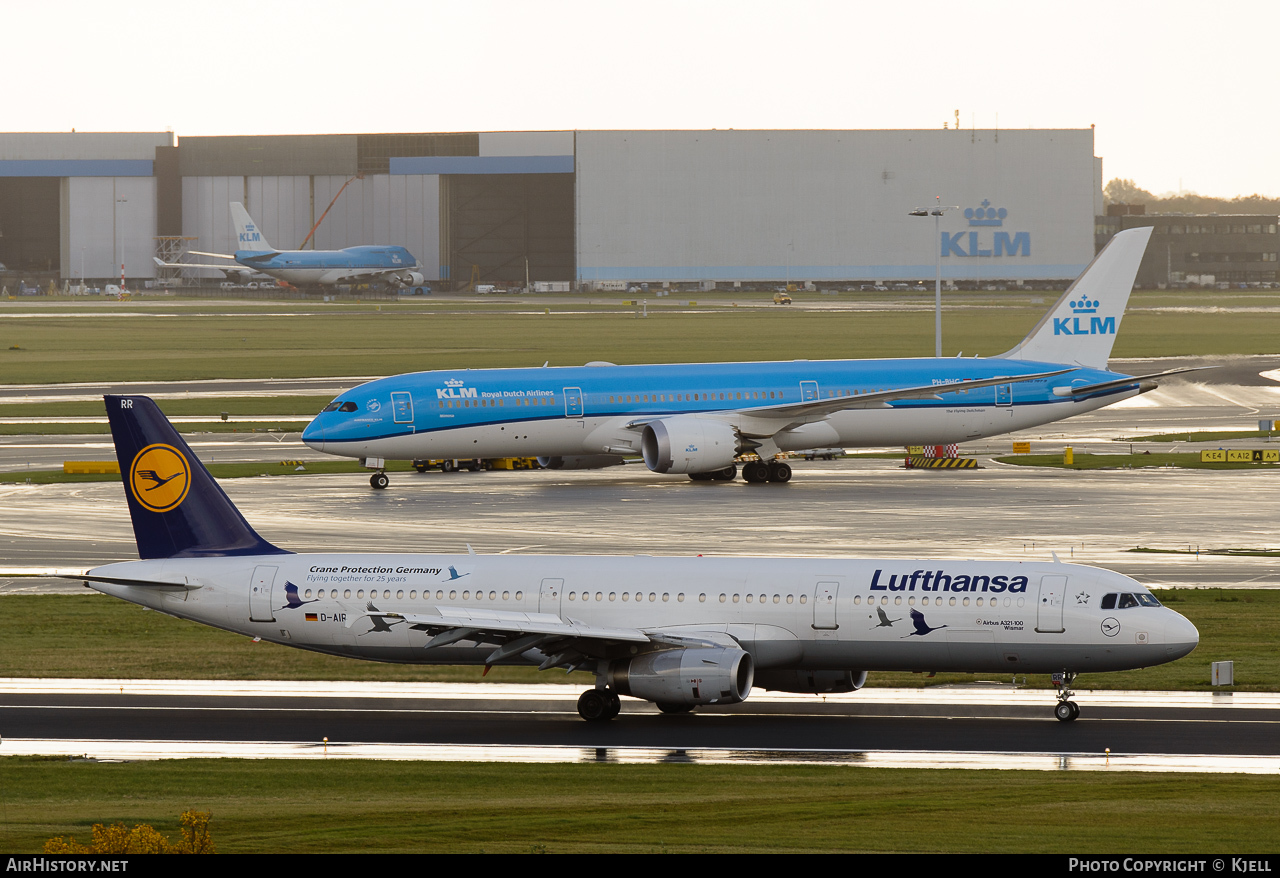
[[301, 419, 325, 452], [1164, 611, 1199, 661]]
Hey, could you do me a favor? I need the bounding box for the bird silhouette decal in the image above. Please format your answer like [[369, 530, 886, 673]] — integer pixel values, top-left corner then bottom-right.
[[872, 606, 900, 628], [359, 601, 404, 635], [135, 469, 184, 491], [902, 608, 948, 638], [278, 581, 318, 611], [445, 565, 470, 581]]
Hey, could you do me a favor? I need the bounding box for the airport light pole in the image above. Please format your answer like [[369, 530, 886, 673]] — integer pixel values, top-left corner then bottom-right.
[[910, 198, 956, 358]]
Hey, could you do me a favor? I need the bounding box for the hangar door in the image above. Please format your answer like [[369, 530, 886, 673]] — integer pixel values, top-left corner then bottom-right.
[[442, 173, 574, 289]]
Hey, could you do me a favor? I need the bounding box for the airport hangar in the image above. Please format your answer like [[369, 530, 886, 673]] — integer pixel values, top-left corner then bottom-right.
[[0, 128, 1104, 290]]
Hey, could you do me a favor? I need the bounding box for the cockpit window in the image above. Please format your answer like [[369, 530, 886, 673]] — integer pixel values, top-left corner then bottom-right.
[[322, 402, 341, 412], [1103, 592, 1159, 610], [338, 401, 358, 413]]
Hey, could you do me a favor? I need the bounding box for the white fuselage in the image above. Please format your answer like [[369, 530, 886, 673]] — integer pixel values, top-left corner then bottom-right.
[[88, 553, 1197, 677]]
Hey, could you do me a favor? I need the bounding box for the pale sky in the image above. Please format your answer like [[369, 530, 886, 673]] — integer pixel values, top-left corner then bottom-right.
[[8, 0, 1279, 197]]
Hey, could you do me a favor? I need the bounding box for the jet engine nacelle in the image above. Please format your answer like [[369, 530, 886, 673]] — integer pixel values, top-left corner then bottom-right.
[[536, 454, 627, 470], [608, 646, 754, 707], [641, 416, 739, 474], [395, 271, 426, 287], [753, 669, 868, 694]]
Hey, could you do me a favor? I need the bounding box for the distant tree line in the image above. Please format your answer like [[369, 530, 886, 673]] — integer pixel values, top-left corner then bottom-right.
[[1104, 178, 1280, 214]]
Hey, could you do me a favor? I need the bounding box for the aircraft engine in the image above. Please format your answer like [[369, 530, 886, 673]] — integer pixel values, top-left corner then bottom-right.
[[641, 416, 739, 474], [396, 271, 426, 287], [608, 646, 753, 707], [536, 454, 627, 470], [753, 669, 868, 694]]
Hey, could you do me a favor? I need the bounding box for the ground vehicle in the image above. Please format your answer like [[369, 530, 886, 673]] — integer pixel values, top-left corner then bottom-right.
[[412, 458, 489, 474], [773, 291, 792, 304]]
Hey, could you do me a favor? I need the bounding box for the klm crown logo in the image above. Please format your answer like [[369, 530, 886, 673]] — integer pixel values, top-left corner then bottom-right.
[[943, 199, 1029, 258], [965, 200, 1007, 227], [1054, 296, 1115, 336]]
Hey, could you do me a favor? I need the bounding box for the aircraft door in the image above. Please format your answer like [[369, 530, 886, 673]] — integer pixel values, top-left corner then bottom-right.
[[539, 578, 563, 615], [249, 565, 278, 623], [391, 391, 414, 424], [996, 383, 1012, 406], [812, 580, 839, 634], [563, 387, 583, 418], [1035, 575, 1067, 633], [800, 381, 820, 401]]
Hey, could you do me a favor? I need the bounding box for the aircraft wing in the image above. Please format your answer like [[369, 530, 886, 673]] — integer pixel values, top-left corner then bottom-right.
[[152, 256, 250, 274], [711, 367, 1076, 426], [347, 605, 734, 670]]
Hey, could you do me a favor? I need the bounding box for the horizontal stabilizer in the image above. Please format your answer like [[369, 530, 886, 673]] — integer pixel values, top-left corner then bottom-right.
[[68, 573, 199, 590], [1053, 365, 1218, 397]]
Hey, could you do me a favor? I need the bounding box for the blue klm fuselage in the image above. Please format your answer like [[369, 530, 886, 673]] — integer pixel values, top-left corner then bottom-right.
[[301, 356, 1137, 463], [234, 245, 418, 285]]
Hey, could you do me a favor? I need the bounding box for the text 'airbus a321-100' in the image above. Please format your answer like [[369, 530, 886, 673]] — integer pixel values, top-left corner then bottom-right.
[[303, 227, 1202, 488], [154, 203, 428, 290], [79, 395, 1197, 722]]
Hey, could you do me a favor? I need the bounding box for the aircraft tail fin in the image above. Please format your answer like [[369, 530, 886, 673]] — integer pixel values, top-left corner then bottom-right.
[[105, 395, 289, 560], [230, 202, 274, 253], [997, 226, 1153, 369]]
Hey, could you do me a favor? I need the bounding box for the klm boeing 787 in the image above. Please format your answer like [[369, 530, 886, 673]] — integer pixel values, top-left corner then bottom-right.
[[155, 203, 427, 289], [304, 227, 1196, 487]]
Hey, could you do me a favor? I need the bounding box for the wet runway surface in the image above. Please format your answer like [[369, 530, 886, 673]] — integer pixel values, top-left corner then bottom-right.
[[3, 681, 1277, 772]]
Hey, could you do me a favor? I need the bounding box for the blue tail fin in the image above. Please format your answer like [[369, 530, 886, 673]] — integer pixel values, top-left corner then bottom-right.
[[105, 395, 289, 559]]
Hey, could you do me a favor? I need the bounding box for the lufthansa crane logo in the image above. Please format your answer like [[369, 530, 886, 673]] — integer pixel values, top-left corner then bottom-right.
[[129, 444, 191, 513]]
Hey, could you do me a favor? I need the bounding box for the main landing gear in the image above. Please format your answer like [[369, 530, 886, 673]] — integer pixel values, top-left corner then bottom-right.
[[1053, 671, 1080, 722], [577, 688, 622, 722], [370, 471, 389, 490], [742, 459, 791, 484]]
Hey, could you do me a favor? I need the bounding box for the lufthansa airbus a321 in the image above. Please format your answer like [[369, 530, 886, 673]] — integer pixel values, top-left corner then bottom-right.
[[154, 203, 427, 290], [303, 227, 1202, 488], [79, 394, 1198, 722]]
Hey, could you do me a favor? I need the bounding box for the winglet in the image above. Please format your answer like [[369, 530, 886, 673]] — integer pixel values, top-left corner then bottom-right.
[[998, 226, 1153, 370], [230, 202, 274, 253], [105, 395, 289, 560]]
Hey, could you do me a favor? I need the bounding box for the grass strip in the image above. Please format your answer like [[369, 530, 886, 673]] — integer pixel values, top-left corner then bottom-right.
[[1125, 430, 1277, 443], [0, 460, 419, 485], [2, 760, 1278, 853], [0, 396, 334, 419], [3, 290, 1280, 384], [995, 452, 1280, 470], [1130, 547, 1280, 557], [1, 590, 1275, 691]]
